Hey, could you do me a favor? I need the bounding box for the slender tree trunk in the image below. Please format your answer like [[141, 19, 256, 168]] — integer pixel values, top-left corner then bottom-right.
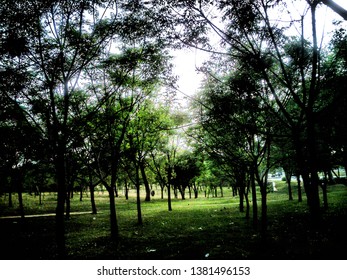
[[174, 187, 178, 199], [167, 184, 172, 211], [80, 186, 83, 201], [65, 190, 71, 220], [245, 180, 250, 220], [306, 2, 321, 226], [140, 162, 151, 202], [108, 187, 119, 240], [135, 165, 143, 225], [90, 185, 97, 214], [167, 164, 173, 211], [161, 185, 164, 199], [124, 180, 129, 200], [14, 170, 25, 220], [180, 186, 185, 200], [288, 181, 293, 200], [239, 185, 244, 212], [114, 183, 118, 198], [193, 182, 198, 199], [250, 168, 258, 229], [39, 190, 42, 206], [260, 181, 267, 234], [321, 181, 328, 210], [286, 173, 293, 200]]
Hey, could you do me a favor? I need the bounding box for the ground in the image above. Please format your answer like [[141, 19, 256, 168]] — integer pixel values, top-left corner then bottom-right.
[[0, 183, 346, 260]]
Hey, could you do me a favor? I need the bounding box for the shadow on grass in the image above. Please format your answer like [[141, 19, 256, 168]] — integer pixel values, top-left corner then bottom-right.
[[1, 185, 347, 260]]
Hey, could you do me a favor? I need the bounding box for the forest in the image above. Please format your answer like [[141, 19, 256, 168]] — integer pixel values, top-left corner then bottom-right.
[[1, 0, 347, 259]]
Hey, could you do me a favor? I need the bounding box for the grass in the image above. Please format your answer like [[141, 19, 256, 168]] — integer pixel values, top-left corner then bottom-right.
[[0, 181, 347, 260]]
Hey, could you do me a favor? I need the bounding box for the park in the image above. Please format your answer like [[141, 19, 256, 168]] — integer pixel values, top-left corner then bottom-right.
[[1, 0, 347, 260], [1, 179, 346, 259]]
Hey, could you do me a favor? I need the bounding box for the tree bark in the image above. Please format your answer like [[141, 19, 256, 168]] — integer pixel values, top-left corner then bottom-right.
[[167, 184, 172, 211], [140, 162, 151, 202], [90, 185, 97, 215], [108, 187, 119, 240], [305, 2, 321, 226], [245, 179, 250, 219], [65, 190, 71, 220], [250, 168, 258, 229], [13, 169, 25, 220], [321, 180, 328, 210], [135, 164, 143, 225], [80, 186, 83, 201], [125, 181, 129, 200], [285, 171, 293, 200]]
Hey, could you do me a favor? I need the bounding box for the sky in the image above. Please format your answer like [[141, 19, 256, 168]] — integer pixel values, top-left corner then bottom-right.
[[172, 0, 347, 108]]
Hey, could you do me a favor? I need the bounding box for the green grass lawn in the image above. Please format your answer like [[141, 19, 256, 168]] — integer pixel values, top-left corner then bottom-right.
[[0, 182, 347, 260]]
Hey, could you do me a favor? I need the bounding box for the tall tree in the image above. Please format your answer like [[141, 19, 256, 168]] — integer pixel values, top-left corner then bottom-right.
[[0, 0, 120, 256]]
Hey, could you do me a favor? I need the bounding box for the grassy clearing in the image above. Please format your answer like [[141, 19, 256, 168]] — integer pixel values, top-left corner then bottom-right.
[[0, 182, 347, 259]]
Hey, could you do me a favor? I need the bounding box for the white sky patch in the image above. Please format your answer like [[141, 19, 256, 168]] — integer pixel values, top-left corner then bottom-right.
[[172, 48, 208, 107]]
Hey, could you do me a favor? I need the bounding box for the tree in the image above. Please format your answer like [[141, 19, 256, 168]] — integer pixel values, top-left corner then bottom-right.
[[0, 0, 122, 256], [158, 0, 332, 226], [171, 151, 201, 200]]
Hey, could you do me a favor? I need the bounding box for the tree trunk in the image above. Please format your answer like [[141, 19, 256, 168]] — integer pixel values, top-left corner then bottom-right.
[[108, 187, 119, 240], [174, 187, 178, 199], [239, 185, 244, 212], [80, 186, 83, 201], [250, 168, 258, 229], [306, 2, 321, 227], [167, 184, 172, 211], [39, 190, 42, 206], [90, 185, 97, 214], [135, 165, 143, 225], [88, 172, 97, 214], [114, 183, 118, 198], [140, 162, 151, 202], [179, 185, 185, 200], [167, 164, 173, 211], [193, 182, 198, 199], [65, 190, 71, 220], [285, 171, 293, 200], [321, 181, 328, 210], [160, 184, 164, 199], [245, 180, 250, 219], [260, 181, 267, 234], [14, 170, 25, 220], [125, 181, 129, 200]]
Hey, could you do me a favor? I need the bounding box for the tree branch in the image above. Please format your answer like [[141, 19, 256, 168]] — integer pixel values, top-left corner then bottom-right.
[[322, 0, 347, 20]]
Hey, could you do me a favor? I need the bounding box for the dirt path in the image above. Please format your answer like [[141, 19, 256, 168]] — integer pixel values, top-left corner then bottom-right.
[[0, 211, 98, 219]]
